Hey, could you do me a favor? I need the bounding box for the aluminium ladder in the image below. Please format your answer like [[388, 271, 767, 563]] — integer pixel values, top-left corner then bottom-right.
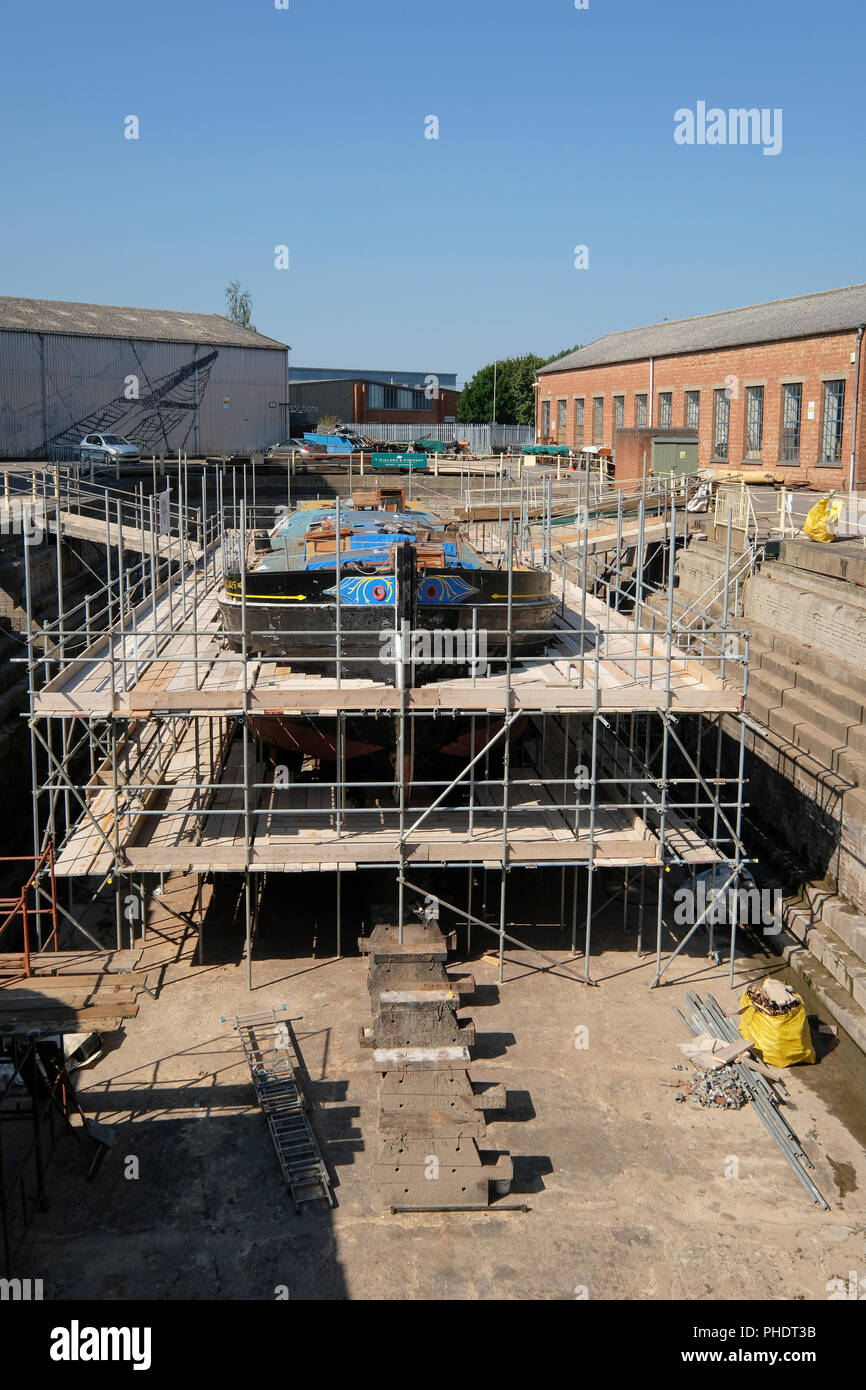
[[235, 1008, 334, 1212]]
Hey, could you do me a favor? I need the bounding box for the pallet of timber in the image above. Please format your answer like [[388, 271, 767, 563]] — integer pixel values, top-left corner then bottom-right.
[[0, 949, 142, 976], [0, 1004, 138, 1035], [0, 974, 145, 993]]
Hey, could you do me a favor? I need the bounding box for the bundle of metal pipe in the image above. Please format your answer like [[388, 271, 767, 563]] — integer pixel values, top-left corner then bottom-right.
[[676, 991, 829, 1210]]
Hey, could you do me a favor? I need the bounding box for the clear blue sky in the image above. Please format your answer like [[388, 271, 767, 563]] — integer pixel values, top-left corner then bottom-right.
[[1, 0, 864, 385]]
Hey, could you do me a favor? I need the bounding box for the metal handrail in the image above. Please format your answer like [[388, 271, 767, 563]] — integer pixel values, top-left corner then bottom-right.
[[673, 545, 757, 633]]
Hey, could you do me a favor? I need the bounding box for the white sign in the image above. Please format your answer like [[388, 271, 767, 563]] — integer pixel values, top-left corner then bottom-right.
[[157, 488, 171, 536]]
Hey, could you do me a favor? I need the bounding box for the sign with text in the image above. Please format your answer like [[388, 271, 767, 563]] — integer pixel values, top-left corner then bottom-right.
[[371, 453, 428, 471]]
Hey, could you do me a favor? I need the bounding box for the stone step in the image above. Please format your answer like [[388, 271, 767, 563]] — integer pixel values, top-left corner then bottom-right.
[[750, 645, 795, 682], [778, 538, 866, 588], [833, 745, 866, 788], [778, 685, 856, 750], [784, 905, 866, 1012], [745, 569, 866, 669], [769, 709, 847, 771], [777, 932, 866, 1057], [845, 725, 866, 760], [789, 664, 865, 725], [821, 898, 866, 964], [767, 560, 866, 611], [743, 615, 866, 693], [791, 882, 866, 966], [743, 668, 787, 727]]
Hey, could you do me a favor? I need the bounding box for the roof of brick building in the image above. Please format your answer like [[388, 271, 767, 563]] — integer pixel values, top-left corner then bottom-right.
[[539, 283, 866, 376]]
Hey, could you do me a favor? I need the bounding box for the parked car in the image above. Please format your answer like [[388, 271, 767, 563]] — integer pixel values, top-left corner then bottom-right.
[[266, 438, 314, 460], [79, 432, 141, 463]]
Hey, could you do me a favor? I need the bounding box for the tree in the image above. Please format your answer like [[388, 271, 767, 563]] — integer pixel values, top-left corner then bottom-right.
[[224, 281, 254, 329], [457, 347, 582, 425]]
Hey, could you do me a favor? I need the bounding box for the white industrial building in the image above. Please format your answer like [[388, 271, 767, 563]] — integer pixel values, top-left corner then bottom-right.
[[0, 297, 289, 459]]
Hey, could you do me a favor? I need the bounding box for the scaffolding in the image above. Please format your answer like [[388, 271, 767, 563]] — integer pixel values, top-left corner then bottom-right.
[[13, 462, 751, 991]]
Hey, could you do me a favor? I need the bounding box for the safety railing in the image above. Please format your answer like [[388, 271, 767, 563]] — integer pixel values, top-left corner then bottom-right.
[[0, 845, 59, 980]]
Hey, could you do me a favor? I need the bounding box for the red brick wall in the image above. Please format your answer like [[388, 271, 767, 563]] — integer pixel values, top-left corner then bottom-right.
[[612, 426, 698, 486], [359, 387, 461, 426], [538, 331, 866, 488]]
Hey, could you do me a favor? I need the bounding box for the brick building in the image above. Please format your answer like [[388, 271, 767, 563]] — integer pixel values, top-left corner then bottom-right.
[[536, 284, 866, 489], [288, 367, 460, 429]]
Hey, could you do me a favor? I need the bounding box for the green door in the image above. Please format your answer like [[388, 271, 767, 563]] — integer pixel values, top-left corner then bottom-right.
[[651, 439, 697, 477]]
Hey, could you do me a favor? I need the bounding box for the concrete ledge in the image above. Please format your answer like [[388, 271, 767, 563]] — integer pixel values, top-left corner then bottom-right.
[[772, 925, 866, 1056]]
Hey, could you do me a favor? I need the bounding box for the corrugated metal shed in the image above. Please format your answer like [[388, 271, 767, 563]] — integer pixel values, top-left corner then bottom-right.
[[540, 282, 866, 376], [0, 297, 290, 458]]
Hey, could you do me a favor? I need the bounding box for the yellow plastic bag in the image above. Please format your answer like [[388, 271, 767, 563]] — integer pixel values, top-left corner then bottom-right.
[[803, 496, 843, 543], [738, 989, 815, 1066]]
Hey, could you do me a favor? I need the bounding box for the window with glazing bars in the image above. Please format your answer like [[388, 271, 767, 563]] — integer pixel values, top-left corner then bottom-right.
[[658, 392, 672, 427], [371, 383, 431, 412], [820, 380, 845, 462], [781, 383, 802, 462], [685, 390, 700, 429], [592, 396, 604, 444], [713, 388, 729, 459], [635, 393, 647, 427], [574, 397, 584, 445], [614, 395, 624, 431], [557, 399, 567, 434], [542, 399, 550, 437], [745, 386, 764, 459]]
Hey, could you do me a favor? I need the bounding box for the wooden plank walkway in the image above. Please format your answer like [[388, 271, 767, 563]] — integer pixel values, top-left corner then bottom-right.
[[50, 510, 201, 561], [33, 571, 741, 719], [53, 721, 721, 876]]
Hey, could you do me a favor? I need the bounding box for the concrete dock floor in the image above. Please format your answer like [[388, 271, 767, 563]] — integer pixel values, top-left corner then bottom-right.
[[17, 874, 866, 1301]]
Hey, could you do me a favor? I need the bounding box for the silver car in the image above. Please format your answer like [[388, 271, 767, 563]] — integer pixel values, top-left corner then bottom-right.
[[79, 432, 141, 463]]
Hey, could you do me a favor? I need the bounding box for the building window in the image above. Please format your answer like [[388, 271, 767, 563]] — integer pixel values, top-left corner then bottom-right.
[[592, 396, 604, 445], [658, 392, 672, 428], [685, 390, 700, 429], [574, 397, 584, 446], [542, 399, 550, 438], [744, 386, 764, 459], [820, 380, 846, 463], [635, 393, 647, 427], [367, 382, 432, 412], [557, 398, 567, 435], [780, 383, 802, 463], [713, 388, 730, 460], [614, 395, 624, 431]]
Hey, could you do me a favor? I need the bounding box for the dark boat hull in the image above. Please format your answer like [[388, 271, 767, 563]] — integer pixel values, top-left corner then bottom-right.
[[219, 564, 555, 683]]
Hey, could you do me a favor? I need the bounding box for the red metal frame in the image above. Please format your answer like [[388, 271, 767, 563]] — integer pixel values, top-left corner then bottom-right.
[[0, 845, 59, 982]]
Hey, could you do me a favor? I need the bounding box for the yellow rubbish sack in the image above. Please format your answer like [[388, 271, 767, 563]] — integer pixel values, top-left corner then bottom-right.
[[738, 983, 815, 1067], [803, 496, 843, 543]]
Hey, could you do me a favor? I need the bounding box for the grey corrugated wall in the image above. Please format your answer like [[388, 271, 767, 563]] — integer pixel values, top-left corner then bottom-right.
[[0, 330, 288, 458]]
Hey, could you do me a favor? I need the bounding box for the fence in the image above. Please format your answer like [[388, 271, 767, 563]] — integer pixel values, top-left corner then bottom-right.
[[340, 423, 534, 453]]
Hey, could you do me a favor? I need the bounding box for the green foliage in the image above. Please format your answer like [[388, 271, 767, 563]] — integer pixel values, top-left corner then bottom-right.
[[224, 280, 255, 329], [457, 347, 582, 425]]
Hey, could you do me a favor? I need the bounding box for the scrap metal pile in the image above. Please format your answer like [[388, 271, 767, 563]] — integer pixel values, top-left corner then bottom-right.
[[677, 1065, 750, 1110], [676, 991, 828, 1209], [360, 911, 513, 1211]]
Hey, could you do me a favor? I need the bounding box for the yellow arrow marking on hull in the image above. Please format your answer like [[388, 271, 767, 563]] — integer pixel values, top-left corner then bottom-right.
[[225, 590, 307, 601]]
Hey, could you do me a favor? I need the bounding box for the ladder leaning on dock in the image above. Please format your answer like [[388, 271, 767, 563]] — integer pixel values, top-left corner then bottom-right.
[[234, 1008, 334, 1212]]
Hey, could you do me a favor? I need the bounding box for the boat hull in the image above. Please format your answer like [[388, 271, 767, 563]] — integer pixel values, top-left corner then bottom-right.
[[219, 565, 555, 683]]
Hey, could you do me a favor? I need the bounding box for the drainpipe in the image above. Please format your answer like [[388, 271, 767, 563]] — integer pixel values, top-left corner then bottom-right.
[[648, 357, 654, 428], [193, 343, 200, 457], [848, 324, 865, 493]]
